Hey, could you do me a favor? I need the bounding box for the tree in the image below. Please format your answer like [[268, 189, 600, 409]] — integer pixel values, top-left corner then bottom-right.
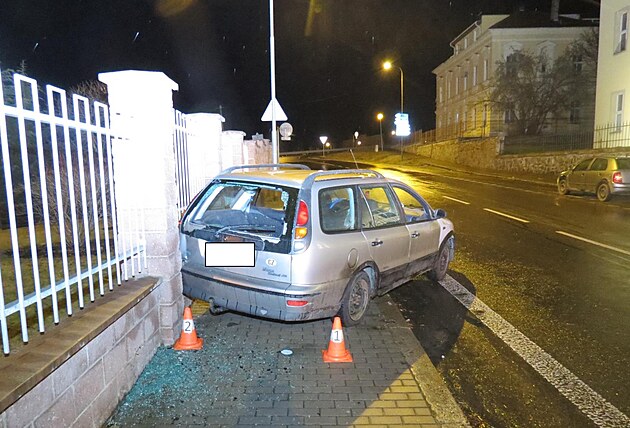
[[489, 28, 599, 135]]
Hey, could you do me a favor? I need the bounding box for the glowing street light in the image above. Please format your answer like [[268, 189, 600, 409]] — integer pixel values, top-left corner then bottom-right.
[[376, 113, 384, 151], [383, 60, 404, 114]]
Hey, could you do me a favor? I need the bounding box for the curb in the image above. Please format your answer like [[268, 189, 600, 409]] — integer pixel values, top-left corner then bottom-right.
[[377, 295, 471, 427]]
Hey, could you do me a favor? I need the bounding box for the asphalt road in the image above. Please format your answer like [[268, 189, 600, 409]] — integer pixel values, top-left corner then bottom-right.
[[303, 157, 630, 427]]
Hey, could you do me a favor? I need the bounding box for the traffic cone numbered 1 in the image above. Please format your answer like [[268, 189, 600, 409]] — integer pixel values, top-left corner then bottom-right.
[[322, 316, 353, 363], [173, 307, 203, 351]]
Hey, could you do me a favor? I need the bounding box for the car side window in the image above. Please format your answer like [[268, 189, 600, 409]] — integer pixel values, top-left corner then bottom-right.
[[590, 158, 608, 171], [359, 186, 402, 229], [573, 159, 592, 171], [392, 186, 431, 223], [319, 187, 356, 233]]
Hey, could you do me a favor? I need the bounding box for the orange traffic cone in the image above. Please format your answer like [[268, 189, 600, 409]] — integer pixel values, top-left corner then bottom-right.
[[322, 316, 353, 363], [173, 307, 204, 351]]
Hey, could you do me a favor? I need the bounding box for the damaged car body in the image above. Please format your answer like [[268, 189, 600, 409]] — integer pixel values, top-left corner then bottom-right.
[[180, 164, 455, 325]]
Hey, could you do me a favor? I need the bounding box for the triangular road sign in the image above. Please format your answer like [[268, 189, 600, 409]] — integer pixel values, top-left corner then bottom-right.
[[261, 99, 288, 122]]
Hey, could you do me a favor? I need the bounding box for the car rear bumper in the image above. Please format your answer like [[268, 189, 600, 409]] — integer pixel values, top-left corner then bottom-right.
[[611, 182, 630, 195], [181, 267, 345, 321]]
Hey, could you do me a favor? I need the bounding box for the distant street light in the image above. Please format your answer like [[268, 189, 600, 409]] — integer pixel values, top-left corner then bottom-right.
[[383, 61, 404, 113], [319, 135, 328, 156], [376, 113, 384, 151], [357, 140, 361, 146]]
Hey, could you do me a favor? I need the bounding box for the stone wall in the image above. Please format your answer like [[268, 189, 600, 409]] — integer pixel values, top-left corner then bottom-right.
[[406, 137, 630, 174]]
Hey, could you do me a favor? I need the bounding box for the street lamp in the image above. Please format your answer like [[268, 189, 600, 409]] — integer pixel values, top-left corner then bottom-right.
[[383, 61, 404, 113], [376, 113, 384, 152], [319, 135, 328, 156]]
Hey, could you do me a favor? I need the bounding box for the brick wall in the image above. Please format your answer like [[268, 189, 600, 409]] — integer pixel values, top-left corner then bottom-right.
[[0, 278, 162, 427]]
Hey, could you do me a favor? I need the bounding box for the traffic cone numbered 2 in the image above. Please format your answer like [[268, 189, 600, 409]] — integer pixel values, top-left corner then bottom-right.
[[173, 307, 204, 351], [322, 316, 353, 363]]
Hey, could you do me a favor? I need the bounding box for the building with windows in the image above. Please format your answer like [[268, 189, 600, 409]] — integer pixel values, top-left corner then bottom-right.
[[433, 10, 597, 141], [594, 0, 630, 147]]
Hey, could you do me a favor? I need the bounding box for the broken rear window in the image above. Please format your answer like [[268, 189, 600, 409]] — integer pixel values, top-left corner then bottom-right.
[[181, 180, 298, 254]]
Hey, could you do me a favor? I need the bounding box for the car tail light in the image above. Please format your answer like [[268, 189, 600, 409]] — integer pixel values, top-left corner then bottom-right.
[[612, 171, 623, 184], [286, 299, 308, 307], [295, 200, 309, 239], [297, 200, 308, 225]]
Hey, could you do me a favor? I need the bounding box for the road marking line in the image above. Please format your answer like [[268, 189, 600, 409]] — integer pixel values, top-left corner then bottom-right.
[[439, 275, 630, 428], [556, 231, 630, 257], [443, 196, 470, 205], [483, 208, 530, 223]]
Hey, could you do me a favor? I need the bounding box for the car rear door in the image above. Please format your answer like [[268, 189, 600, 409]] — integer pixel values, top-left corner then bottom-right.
[[585, 158, 609, 192], [358, 185, 410, 289]]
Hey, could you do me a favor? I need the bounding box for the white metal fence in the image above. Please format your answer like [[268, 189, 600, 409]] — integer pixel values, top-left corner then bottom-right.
[[0, 70, 144, 354]]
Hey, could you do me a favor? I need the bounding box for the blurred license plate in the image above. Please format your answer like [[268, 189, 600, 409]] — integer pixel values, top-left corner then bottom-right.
[[205, 242, 255, 267]]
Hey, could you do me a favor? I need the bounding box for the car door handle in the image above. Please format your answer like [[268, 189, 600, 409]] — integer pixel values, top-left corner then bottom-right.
[[371, 239, 383, 247], [411, 232, 420, 238]]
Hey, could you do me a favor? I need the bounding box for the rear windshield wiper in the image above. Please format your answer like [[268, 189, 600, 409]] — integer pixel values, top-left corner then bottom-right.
[[214, 224, 277, 237]]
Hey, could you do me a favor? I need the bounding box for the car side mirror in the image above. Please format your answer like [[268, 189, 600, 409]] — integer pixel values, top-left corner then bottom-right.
[[435, 208, 447, 219]]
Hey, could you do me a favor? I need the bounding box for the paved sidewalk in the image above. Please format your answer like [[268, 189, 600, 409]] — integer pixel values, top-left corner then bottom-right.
[[107, 295, 468, 427]]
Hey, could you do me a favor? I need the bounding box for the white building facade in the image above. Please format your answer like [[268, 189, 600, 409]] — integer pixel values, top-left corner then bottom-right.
[[594, 0, 630, 147], [433, 11, 598, 141]]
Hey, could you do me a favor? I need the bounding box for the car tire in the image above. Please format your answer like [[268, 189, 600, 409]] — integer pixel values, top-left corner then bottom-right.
[[597, 182, 611, 202], [428, 237, 452, 282], [558, 179, 570, 195], [339, 271, 371, 326]]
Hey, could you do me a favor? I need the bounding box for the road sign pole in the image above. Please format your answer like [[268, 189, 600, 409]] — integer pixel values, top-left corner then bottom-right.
[[269, 0, 278, 163]]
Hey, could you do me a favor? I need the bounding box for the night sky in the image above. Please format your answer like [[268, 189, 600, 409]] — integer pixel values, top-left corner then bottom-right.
[[0, 0, 599, 149]]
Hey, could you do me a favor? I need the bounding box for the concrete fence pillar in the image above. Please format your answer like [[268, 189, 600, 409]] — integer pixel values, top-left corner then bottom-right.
[[98, 70, 183, 344], [186, 113, 225, 183]]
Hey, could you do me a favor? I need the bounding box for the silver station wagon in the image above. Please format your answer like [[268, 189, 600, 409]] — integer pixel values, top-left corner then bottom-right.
[[179, 164, 455, 325]]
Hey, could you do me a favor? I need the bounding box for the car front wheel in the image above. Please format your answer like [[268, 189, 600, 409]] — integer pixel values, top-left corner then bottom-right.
[[428, 238, 452, 281], [597, 182, 611, 202], [339, 271, 371, 326], [558, 179, 570, 195]]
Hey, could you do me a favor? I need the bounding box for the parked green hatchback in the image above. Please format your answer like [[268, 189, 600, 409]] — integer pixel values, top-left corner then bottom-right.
[[557, 157, 630, 202]]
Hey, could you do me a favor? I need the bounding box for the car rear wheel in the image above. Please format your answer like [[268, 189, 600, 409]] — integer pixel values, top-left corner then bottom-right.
[[597, 182, 611, 202], [558, 179, 570, 195], [339, 271, 371, 326], [428, 238, 451, 281]]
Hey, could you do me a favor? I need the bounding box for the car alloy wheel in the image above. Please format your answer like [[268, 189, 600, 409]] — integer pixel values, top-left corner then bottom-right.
[[597, 182, 611, 202]]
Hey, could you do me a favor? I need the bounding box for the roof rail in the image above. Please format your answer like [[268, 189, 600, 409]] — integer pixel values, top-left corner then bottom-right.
[[221, 163, 311, 174], [302, 169, 384, 189]]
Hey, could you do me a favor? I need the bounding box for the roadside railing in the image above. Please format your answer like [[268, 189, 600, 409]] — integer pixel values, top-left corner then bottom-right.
[[0, 70, 144, 354]]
